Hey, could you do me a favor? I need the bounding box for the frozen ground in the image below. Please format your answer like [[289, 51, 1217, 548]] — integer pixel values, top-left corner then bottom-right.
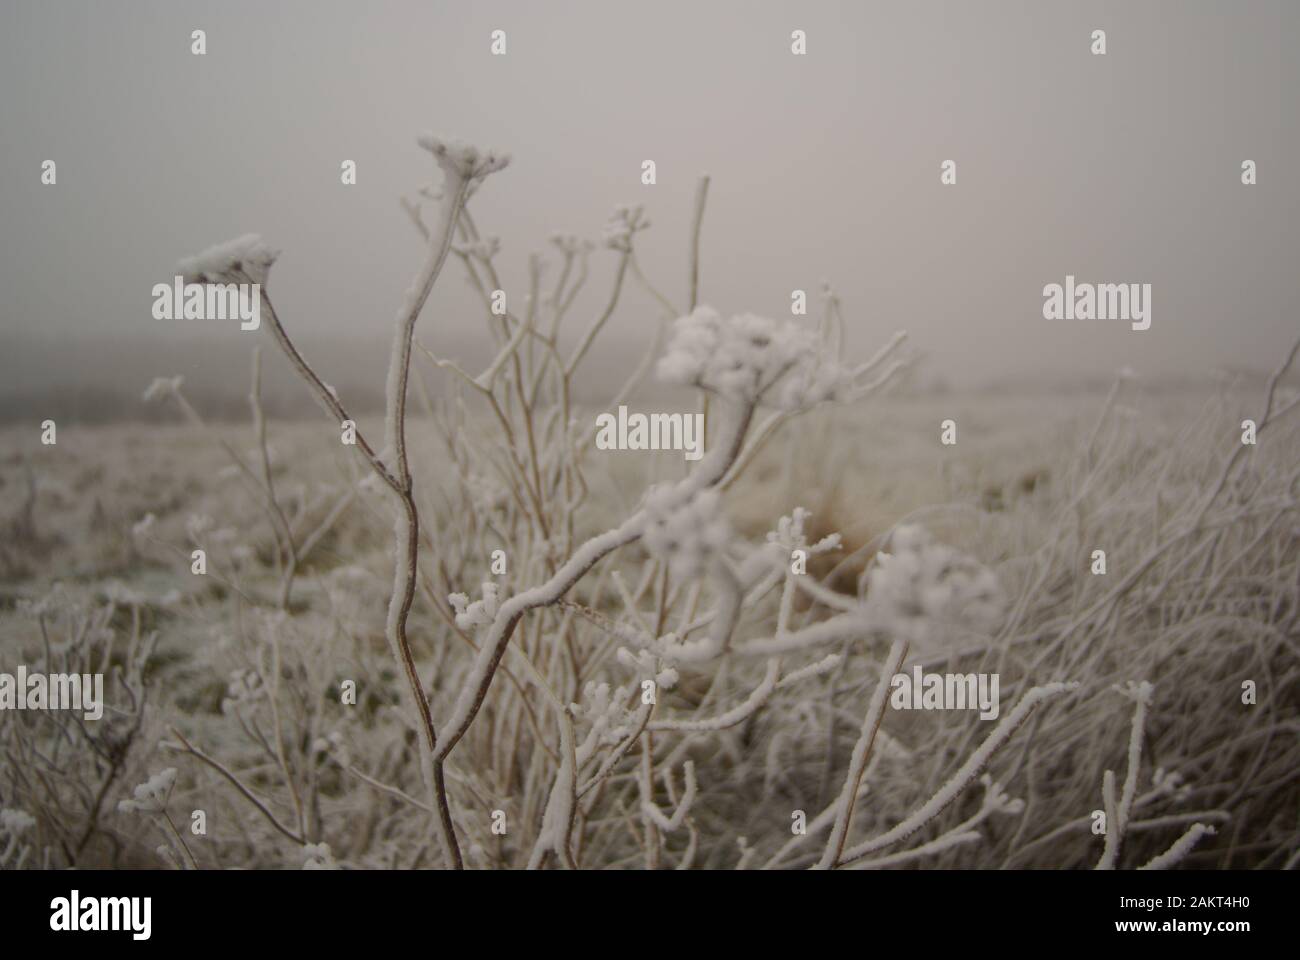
[[2, 378, 1295, 870]]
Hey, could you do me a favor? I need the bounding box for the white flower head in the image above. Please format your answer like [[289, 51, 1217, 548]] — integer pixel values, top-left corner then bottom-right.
[[865, 525, 1006, 639], [657, 306, 850, 410], [638, 485, 732, 579], [118, 768, 177, 814], [178, 234, 279, 285]]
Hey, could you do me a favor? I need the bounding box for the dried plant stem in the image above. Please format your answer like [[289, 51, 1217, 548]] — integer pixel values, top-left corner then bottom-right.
[[817, 639, 908, 869], [256, 174, 474, 867], [688, 175, 710, 310]]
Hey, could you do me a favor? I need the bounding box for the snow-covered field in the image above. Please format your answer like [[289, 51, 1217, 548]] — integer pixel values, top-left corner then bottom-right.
[[3, 361, 1296, 869]]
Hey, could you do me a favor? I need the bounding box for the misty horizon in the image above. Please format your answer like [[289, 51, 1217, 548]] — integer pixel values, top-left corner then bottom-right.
[[2, 0, 1298, 421]]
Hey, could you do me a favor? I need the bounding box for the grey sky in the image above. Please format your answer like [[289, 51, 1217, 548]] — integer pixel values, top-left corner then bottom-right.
[[1, 0, 1297, 403]]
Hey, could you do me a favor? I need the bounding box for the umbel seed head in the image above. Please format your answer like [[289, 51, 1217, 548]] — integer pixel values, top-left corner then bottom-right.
[[416, 134, 510, 182], [177, 233, 279, 285]]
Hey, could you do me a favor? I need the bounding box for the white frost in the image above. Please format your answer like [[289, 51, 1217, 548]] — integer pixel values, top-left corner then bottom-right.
[[638, 485, 732, 579], [657, 305, 852, 410], [177, 233, 279, 284], [416, 135, 510, 182], [863, 524, 1006, 641]]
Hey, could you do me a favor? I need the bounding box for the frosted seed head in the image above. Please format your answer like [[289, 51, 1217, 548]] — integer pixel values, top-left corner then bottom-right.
[[602, 204, 650, 251], [178, 233, 278, 284], [550, 232, 592, 256], [639, 485, 732, 579], [865, 525, 1006, 638], [302, 841, 338, 870], [657, 304, 849, 410], [142, 375, 184, 403], [0, 809, 36, 834], [1114, 679, 1155, 705], [453, 236, 501, 261], [417, 135, 510, 183], [120, 767, 177, 814]]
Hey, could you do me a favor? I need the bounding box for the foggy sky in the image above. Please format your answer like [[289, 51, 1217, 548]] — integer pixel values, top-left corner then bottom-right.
[[1, 0, 1297, 402]]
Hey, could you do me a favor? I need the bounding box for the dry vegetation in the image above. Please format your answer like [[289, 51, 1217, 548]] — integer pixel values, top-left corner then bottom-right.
[[1, 136, 1296, 870]]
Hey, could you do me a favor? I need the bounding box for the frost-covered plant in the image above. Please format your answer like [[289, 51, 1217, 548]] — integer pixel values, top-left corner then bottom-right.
[[116, 768, 199, 869], [0, 808, 37, 869], [117, 767, 178, 815], [302, 842, 340, 870], [142, 131, 1092, 870], [638, 486, 732, 578], [0, 586, 157, 868], [177, 234, 279, 285], [32, 126, 1289, 873], [658, 305, 907, 413], [861, 524, 1006, 645]]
